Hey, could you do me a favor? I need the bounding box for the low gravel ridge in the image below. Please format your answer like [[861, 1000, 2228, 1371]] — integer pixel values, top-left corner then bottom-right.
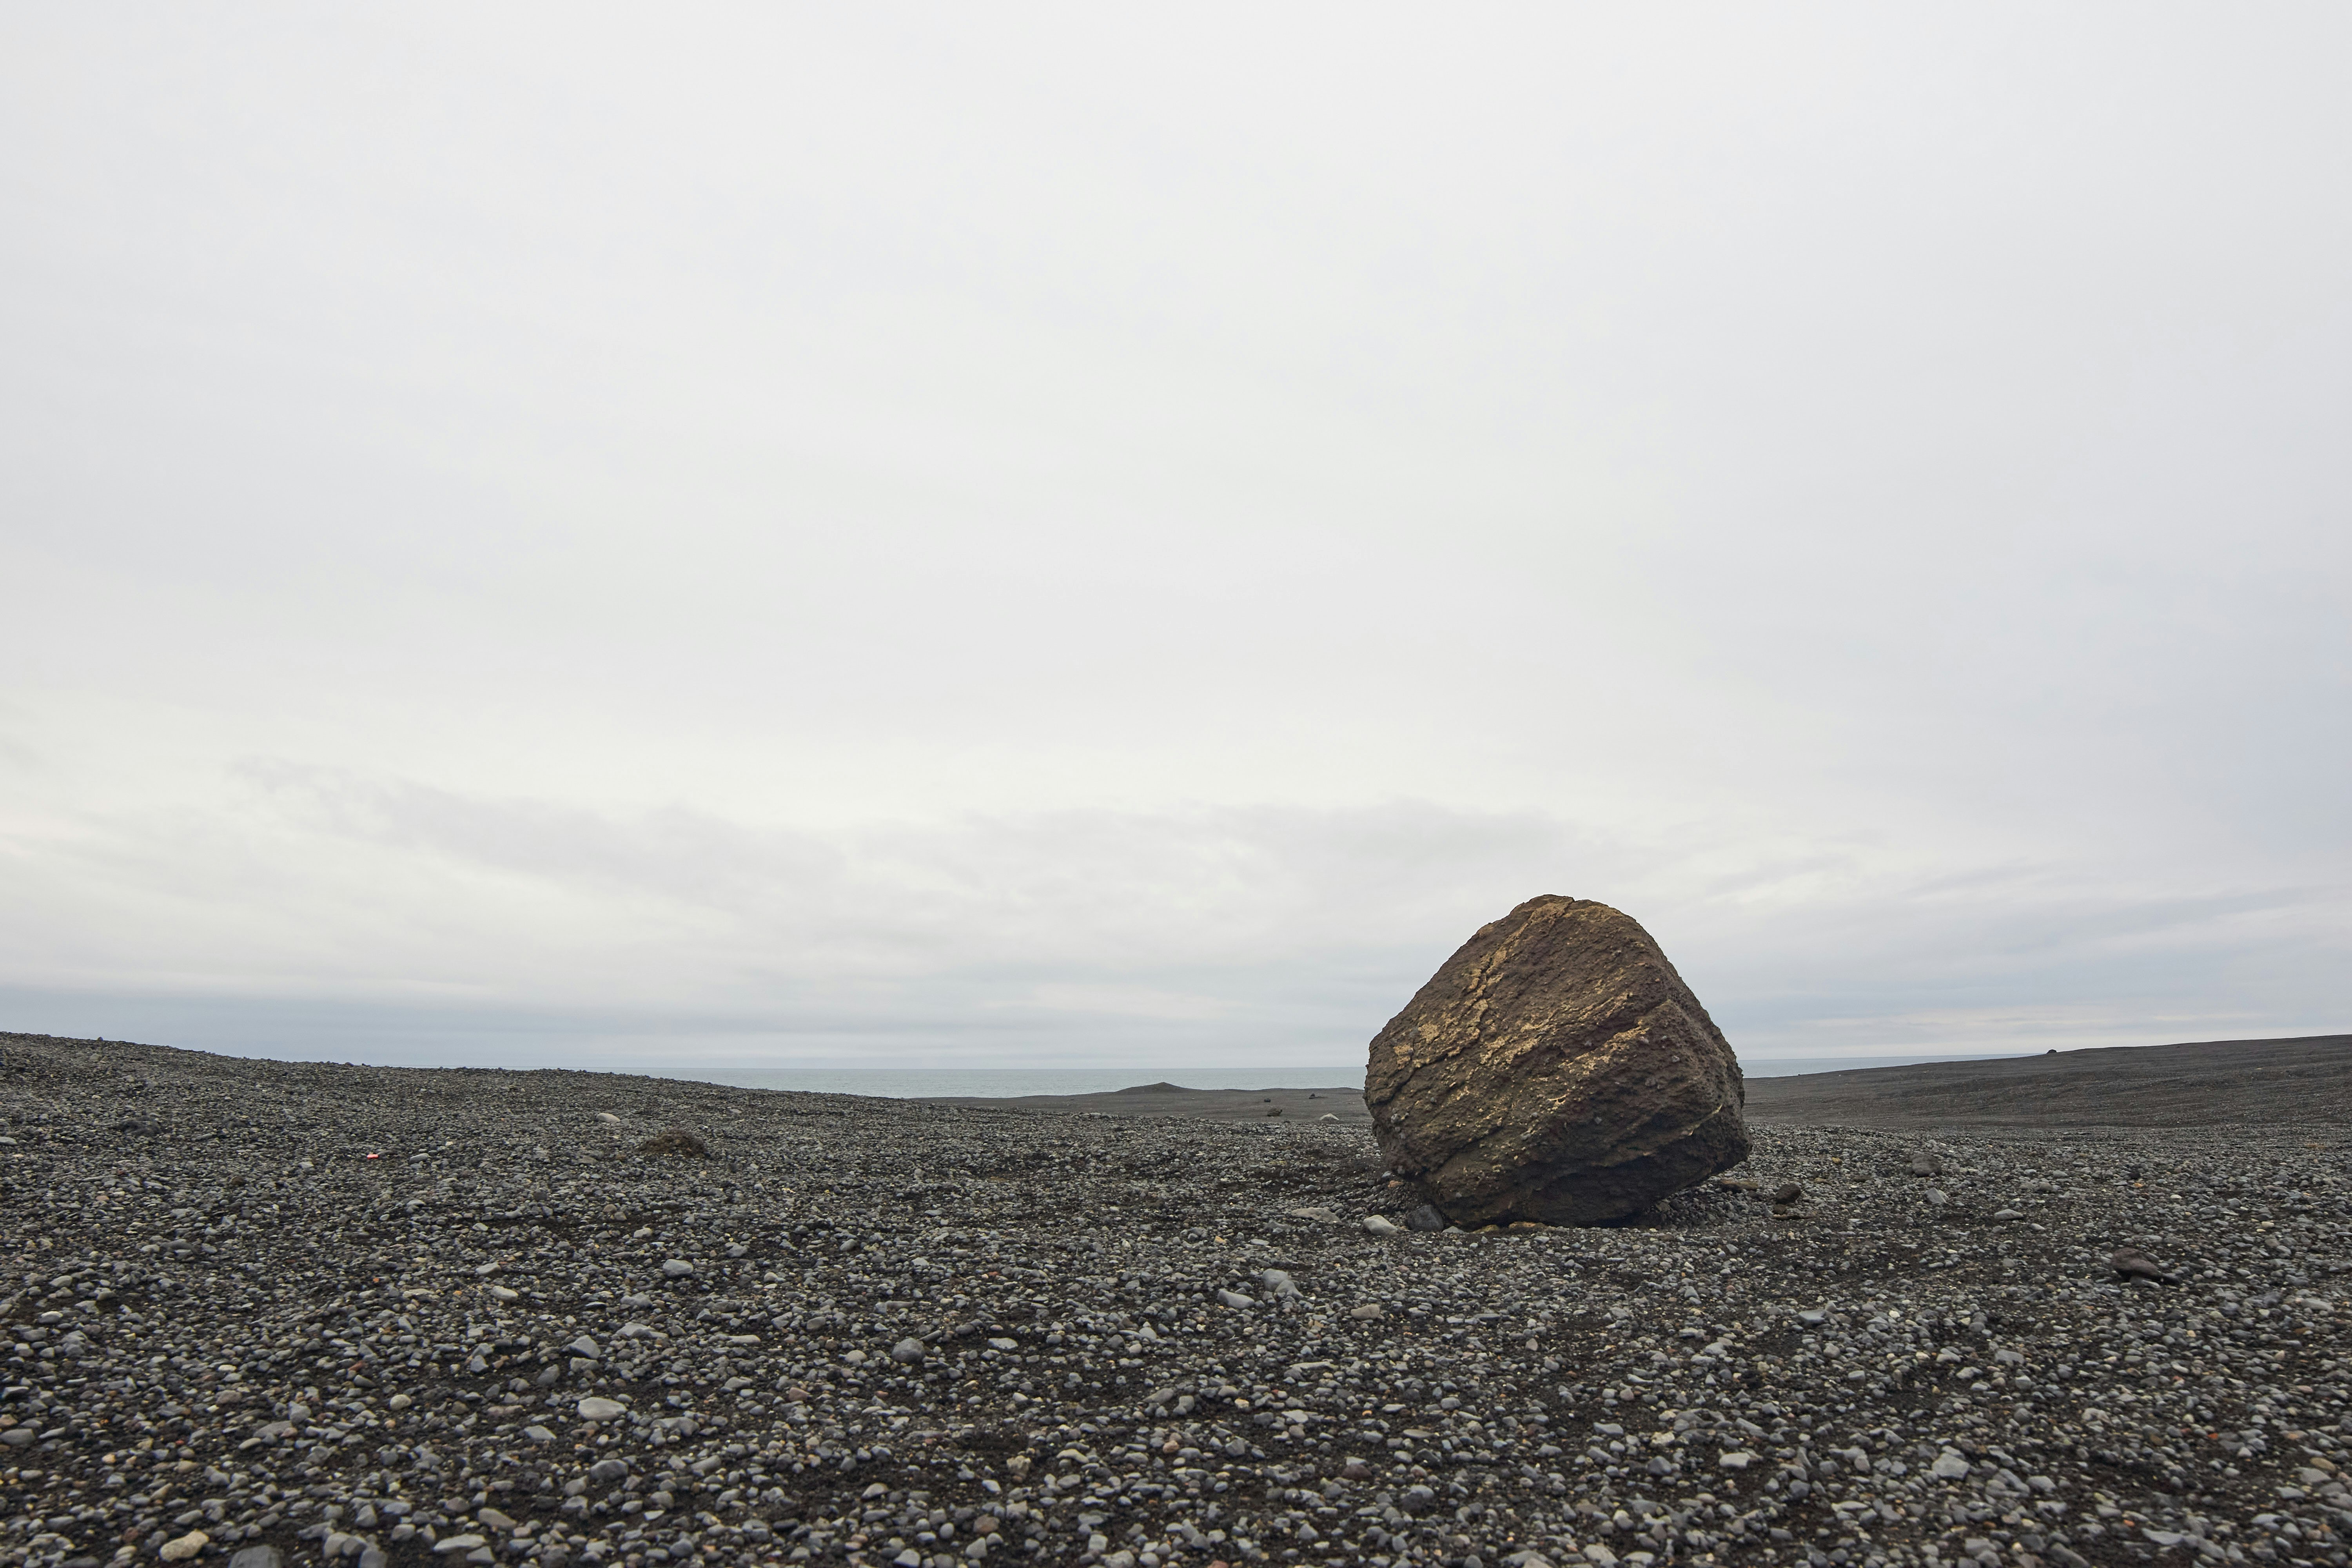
[[4, 1031, 2351, 1568], [1745, 1038, 2352, 1129], [916, 1088, 1370, 1126]]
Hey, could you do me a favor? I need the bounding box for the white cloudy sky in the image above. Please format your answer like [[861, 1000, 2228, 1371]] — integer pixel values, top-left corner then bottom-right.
[[2, 6, 2346, 1073]]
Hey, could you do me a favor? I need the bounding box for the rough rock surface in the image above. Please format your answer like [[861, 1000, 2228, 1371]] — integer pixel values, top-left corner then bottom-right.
[[7, 1030, 2352, 1568], [1365, 896, 1749, 1227]]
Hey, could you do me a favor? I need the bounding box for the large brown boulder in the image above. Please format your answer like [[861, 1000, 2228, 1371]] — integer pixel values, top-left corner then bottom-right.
[[1365, 895, 1748, 1226]]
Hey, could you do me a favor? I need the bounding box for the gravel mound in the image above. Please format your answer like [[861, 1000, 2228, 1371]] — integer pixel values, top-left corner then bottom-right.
[[5, 1030, 2350, 1568], [1746, 1037, 2352, 1129]]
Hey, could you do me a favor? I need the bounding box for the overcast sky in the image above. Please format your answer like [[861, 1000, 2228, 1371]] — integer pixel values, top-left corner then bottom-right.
[[2, 6, 2346, 1074]]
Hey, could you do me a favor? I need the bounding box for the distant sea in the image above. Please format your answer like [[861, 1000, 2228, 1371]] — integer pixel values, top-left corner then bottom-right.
[[677, 1054, 2025, 1100]]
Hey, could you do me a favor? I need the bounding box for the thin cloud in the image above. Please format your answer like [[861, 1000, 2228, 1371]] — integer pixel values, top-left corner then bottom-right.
[[0, 9, 2345, 1068]]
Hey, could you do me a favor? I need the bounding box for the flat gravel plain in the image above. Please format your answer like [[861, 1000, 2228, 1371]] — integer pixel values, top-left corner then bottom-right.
[[4, 1032, 2350, 1568]]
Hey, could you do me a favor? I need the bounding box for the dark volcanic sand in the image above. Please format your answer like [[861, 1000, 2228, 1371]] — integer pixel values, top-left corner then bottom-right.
[[927, 1035, 2352, 1132], [1745, 1036, 2352, 1130], [3, 1029, 2350, 1568]]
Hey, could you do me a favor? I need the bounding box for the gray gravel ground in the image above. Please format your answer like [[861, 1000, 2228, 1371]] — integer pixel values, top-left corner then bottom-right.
[[5, 1031, 2350, 1568]]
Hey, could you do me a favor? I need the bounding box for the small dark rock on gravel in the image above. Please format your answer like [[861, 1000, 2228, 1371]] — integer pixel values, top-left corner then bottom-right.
[[637, 1132, 709, 1159]]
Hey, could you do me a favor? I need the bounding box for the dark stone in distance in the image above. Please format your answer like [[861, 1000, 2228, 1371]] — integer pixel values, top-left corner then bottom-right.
[[639, 1128, 708, 1157], [2110, 1247, 2178, 1284]]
